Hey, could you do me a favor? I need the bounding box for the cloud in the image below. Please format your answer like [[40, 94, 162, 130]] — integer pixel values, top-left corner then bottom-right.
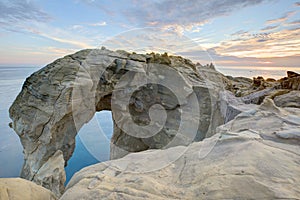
[[179, 47, 300, 69], [80, 0, 269, 32], [24, 24, 93, 49], [89, 21, 107, 26], [231, 30, 249, 37], [0, 0, 50, 27], [71, 25, 84, 30], [295, 2, 300, 6], [102, 27, 199, 53], [286, 20, 300, 26], [266, 11, 295, 25], [211, 28, 300, 58], [261, 25, 279, 31], [0, 1, 96, 49]]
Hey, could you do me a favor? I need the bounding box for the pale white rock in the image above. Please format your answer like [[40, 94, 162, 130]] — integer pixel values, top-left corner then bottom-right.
[[61, 123, 300, 199], [60, 98, 300, 199], [217, 98, 300, 154]]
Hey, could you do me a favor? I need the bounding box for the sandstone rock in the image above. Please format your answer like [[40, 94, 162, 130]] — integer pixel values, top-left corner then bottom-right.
[[0, 178, 57, 200], [225, 76, 253, 97], [274, 90, 300, 108], [9, 48, 229, 195], [241, 87, 275, 104], [32, 150, 65, 198], [218, 98, 300, 146], [287, 71, 300, 78], [279, 71, 300, 90], [280, 76, 300, 90], [252, 76, 265, 88], [61, 100, 300, 199], [266, 78, 276, 82]]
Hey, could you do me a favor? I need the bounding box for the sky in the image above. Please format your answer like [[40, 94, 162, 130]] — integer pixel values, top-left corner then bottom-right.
[[0, 0, 299, 69]]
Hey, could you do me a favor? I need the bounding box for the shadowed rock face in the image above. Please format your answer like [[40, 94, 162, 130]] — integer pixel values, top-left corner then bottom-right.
[[9, 48, 229, 196]]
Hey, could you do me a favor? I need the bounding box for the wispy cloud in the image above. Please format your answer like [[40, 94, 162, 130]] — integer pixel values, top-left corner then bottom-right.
[[80, 0, 269, 32], [24, 24, 93, 49], [71, 25, 84, 30], [179, 47, 300, 68], [212, 28, 300, 58], [295, 2, 300, 7], [261, 25, 279, 32], [231, 30, 249, 37], [0, 1, 94, 49], [102, 27, 200, 54], [89, 21, 107, 26], [286, 19, 300, 26], [266, 11, 296, 25], [0, 0, 50, 27]]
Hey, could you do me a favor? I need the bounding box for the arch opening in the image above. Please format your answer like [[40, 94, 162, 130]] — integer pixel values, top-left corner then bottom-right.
[[65, 110, 113, 184]]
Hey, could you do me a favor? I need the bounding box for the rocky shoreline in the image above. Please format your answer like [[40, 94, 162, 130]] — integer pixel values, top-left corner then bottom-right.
[[2, 49, 300, 199]]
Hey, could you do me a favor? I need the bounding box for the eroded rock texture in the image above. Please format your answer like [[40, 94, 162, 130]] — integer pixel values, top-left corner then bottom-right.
[[61, 98, 300, 200], [9, 48, 229, 196]]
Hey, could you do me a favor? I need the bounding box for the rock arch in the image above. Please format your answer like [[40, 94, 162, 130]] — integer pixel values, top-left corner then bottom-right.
[[9, 48, 228, 197]]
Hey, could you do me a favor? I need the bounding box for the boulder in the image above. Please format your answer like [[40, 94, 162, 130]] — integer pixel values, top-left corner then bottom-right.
[[287, 71, 300, 78], [225, 76, 253, 97], [279, 71, 300, 90], [61, 99, 300, 199], [241, 88, 275, 104], [0, 178, 57, 200], [9, 48, 229, 195]]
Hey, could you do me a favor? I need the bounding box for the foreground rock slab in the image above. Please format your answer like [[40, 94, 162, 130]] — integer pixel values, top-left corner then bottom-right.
[[0, 178, 57, 200], [61, 99, 300, 200]]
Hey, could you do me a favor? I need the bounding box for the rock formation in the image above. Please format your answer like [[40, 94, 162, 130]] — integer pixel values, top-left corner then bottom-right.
[[274, 90, 300, 108], [279, 71, 300, 90], [60, 98, 300, 200], [0, 178, 57, 200], [8, 47, 300, 198], [227, 71, 300, 105], [9, 48, 229, 196]]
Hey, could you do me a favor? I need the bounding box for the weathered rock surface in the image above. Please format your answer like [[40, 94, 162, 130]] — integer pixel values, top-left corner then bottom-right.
[[0, 178, 57, 200], [218, 98, 300, 145], [9, 46, 300, 198], [279, 73, 300, 90], [9, 48, 229, 195], [219, 90, 257, 123], [274, 90, 300, 108], [272, 71, 300, 91], [226, 76, 253, 97], [61, 98, 300, 200], [225, 71, 300, 106]]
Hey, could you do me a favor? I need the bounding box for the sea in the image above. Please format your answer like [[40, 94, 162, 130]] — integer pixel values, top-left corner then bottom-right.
[[0, 66, 299, 183]]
